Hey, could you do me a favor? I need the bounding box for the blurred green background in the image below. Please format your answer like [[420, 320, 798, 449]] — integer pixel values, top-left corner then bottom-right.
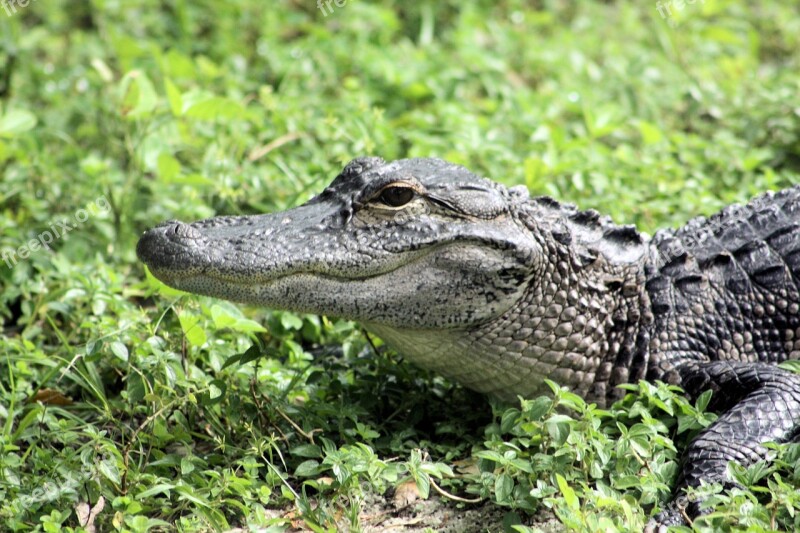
[[1, 1, 800, 531]]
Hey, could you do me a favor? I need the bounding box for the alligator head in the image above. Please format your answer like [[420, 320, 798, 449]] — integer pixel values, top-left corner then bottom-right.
[[137, 157, 539, 328]]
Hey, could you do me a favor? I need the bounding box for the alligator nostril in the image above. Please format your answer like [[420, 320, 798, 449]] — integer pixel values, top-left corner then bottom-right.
[[170, 222, 202, 240]]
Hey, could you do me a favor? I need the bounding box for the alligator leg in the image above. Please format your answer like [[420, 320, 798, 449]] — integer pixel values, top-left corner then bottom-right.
[[646, 361, 800, 530]]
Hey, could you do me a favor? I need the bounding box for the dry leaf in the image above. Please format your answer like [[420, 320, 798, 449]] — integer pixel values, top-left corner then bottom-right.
[[75, 496, 104, 533], [453, 458, 480, 476], [28, 388, 73, 406], [316, 476, 334, 487], [393, 480, 421, 509]]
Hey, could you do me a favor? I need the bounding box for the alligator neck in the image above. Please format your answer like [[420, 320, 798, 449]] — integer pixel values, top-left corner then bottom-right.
[[366, 246, 651, 404]]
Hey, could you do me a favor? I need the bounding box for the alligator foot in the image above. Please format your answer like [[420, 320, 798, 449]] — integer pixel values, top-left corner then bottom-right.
[[646, 359, 800, 529]]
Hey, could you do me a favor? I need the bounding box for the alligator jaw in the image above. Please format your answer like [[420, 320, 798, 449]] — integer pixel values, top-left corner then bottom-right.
[[137, 214, 500, 322], [136, 216, 426, 288]]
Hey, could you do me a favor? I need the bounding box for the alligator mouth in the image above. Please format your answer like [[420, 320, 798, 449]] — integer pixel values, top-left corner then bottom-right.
[[155, 270, 384, 294], [144, 242, 457, 289], [137, 219, 464, 290], [150, 262, 414, 288]]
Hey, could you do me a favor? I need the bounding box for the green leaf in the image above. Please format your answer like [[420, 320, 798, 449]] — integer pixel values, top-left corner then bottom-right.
[[199, 379, 226, 406], [555, 473, 579, 511], [0, 108, 37, 137], [110, 341, 129, 361], [220, 353, 241, 370], [12, 405, 44, 442], [157, 153, 181, 181], [127, 374, 146, 404], [779, 360, 800, 375], [143, 266, 191, 297], [651, 397, 673, 416], [474, 450, 505, 464], [524, 396, 553, 420], [175, 483, 212, 508], [414, 472, 431, 499], [98, 457, 121, 486], [545, 414, 573, 445], [239, 344, 264, 364], [184, 96, 247, 121], [495, 473, 514, 504], [164, 78, 183, 116], [500, 408, 521, 433], [291, 444, 322, 458], [210, 304, 266, 333], [637, 120, 664, 145], [118, 70, 159, 119], [294, 460, 324, 477], [695, 389, 713, 412], [181, 457, 195, 475], [178, 311, 207, 346], [135, 483, 176, 499], [221, 344, 266, 370], [280, 313, 304, 331]]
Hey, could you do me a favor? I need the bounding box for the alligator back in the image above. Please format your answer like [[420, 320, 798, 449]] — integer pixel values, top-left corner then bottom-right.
[[646, 185, 800, 369]]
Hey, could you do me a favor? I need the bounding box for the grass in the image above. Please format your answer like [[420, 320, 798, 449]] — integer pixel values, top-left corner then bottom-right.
[[1, 0, 800, 531]]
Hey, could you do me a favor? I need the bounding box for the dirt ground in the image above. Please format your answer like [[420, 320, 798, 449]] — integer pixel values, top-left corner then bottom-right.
[[227, 491, 565, 532], [357, 492, 564, 532]]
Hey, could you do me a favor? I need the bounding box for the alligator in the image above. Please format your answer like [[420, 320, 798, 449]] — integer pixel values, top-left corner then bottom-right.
[[137, 156, 800, 529]]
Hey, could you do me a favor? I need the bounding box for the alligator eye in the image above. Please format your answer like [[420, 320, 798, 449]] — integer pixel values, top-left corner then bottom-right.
[[378, 186, 415, 207]]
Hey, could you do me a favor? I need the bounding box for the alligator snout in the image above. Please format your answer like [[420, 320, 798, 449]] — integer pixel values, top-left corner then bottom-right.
[[136, 221, 203, 274]]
